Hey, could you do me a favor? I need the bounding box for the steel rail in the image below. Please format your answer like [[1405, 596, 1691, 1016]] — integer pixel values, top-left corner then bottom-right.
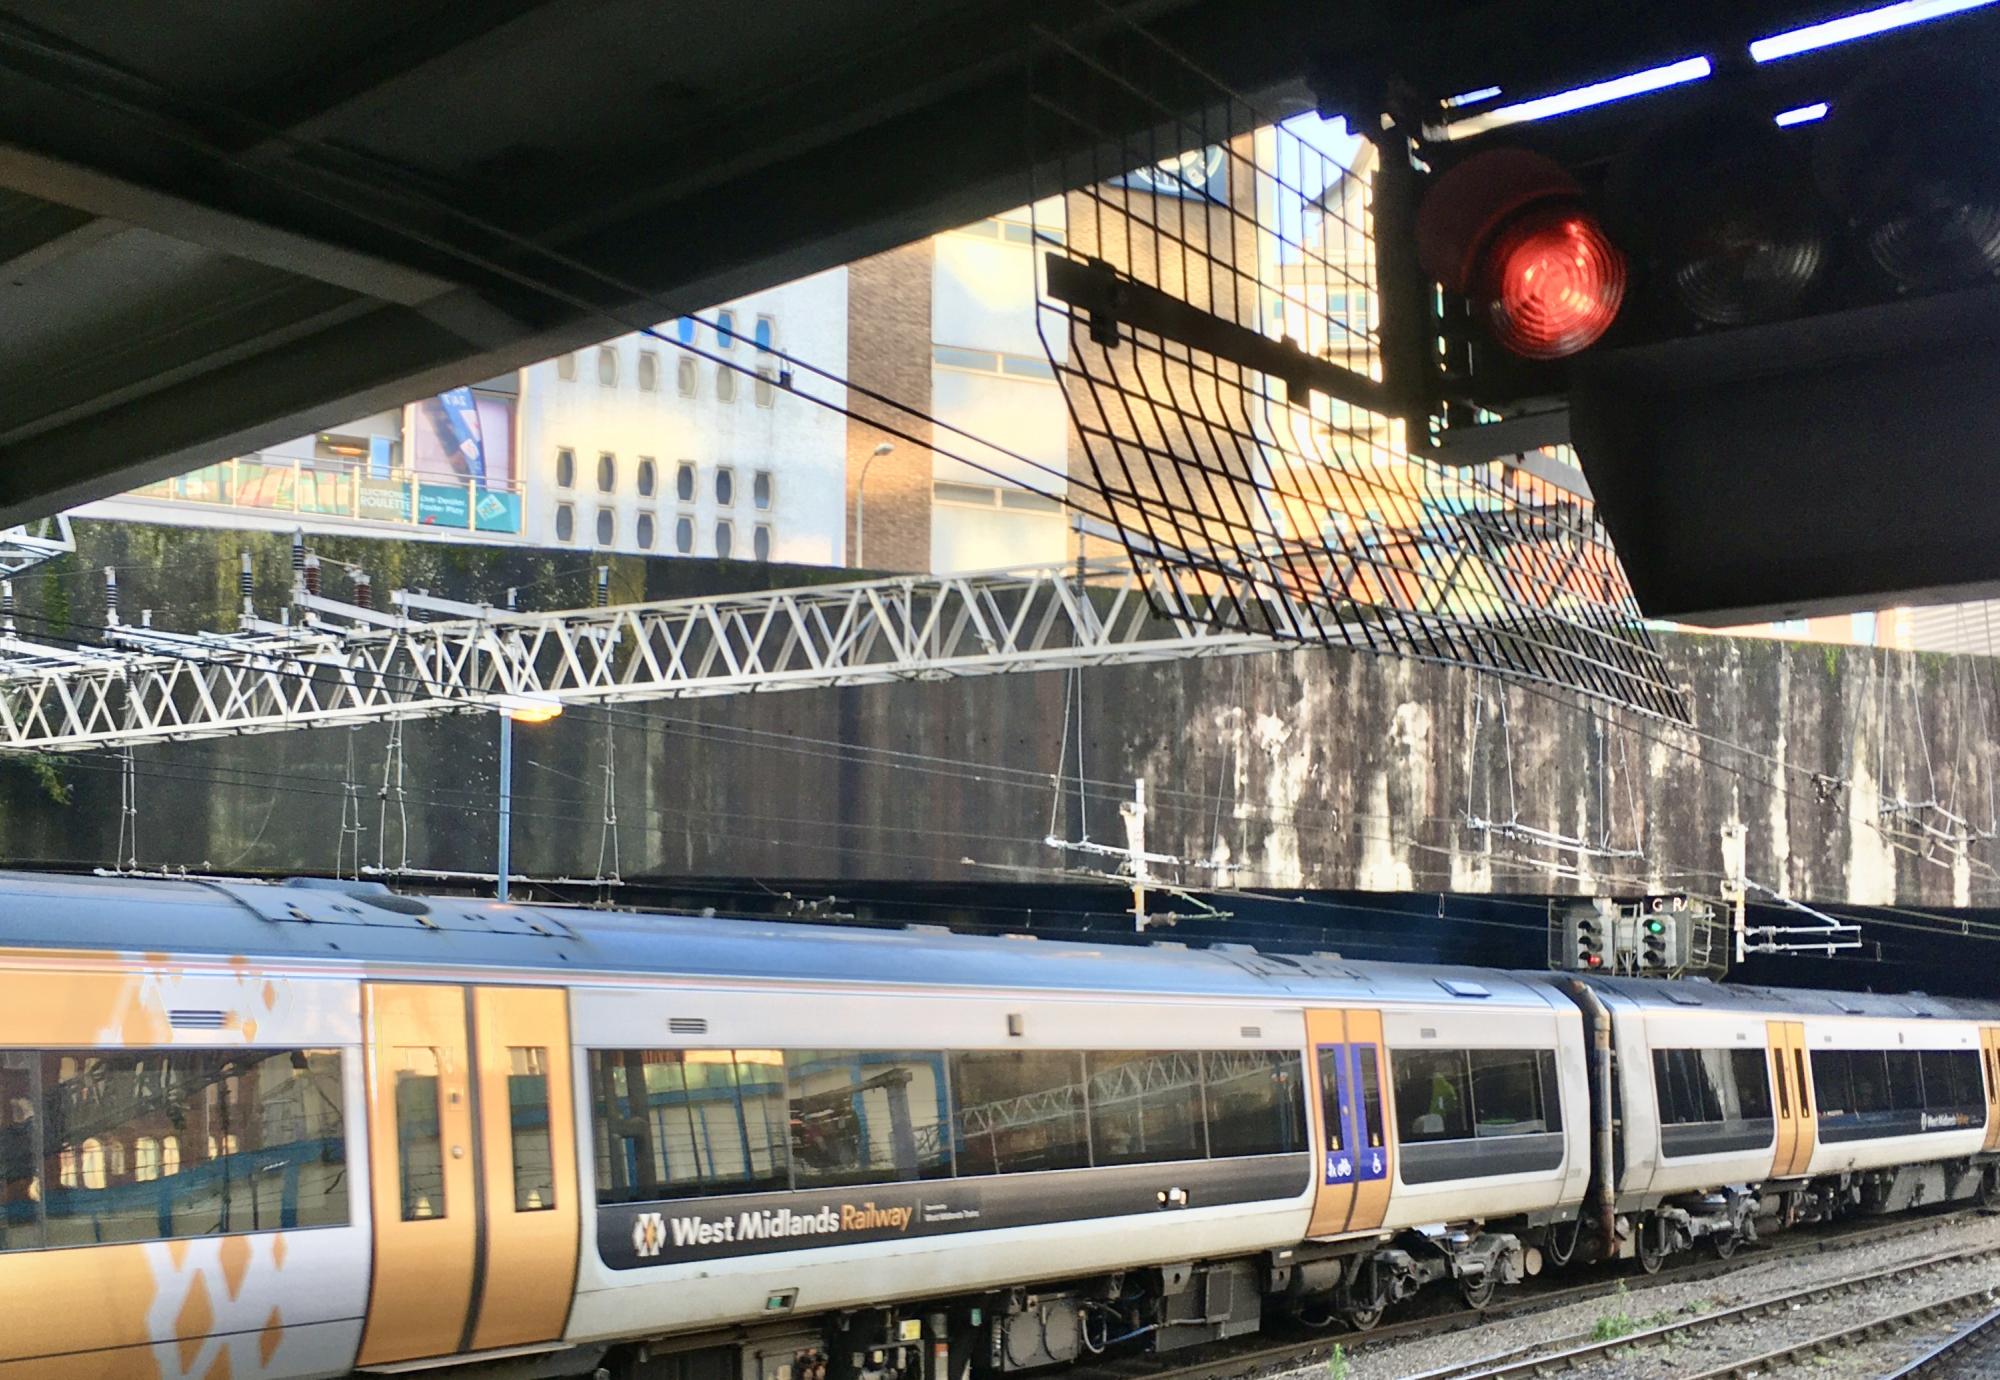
[[1884, 1302, 2000, 1378], [1434, 1241, 2000, 1380], [1685, 1286, 2000, 1380], [1058, 1210, 1986, 1380]]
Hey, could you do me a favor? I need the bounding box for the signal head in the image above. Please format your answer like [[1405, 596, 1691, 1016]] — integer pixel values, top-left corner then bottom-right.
[[1418, 147, 1626, 361]]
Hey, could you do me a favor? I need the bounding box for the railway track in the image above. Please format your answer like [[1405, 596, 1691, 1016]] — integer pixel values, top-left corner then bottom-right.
[[1421, 1240, 2000, 1379], [1884, 1301, 2000, 1378], [1062, 1208, 1988, 1380]]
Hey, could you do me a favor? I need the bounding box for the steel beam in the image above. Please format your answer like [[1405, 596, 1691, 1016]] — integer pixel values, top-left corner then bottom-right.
[[0, 560, 1287, 753]]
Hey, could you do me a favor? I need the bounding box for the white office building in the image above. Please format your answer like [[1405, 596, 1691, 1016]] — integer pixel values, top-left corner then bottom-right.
[[927, 202, 1072, 573], [516, 268, 850, 566]]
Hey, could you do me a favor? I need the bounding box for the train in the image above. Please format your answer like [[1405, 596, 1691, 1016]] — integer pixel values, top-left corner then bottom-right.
[[0, 870, 1994, 1380]]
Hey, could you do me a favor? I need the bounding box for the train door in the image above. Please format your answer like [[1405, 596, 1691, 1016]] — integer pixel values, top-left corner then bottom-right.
[[356, 983, 581, 1367], [1306, 1009, 1394, 1237], [1766, 1021, 1799, 1178], [1767, 1021, 1815, 1178], [1982, 1027, 2000, 1151]]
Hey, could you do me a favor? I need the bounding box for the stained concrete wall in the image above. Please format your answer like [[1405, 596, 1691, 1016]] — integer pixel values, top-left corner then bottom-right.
[[4, 524, 1998, 908]]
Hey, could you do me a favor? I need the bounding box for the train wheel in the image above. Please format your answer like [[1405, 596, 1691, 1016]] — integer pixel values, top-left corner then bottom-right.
[[1342, 1304, 1384, 1333], [1544, 1216, 1582, 1269], [1459, 1274, 1497, 1310], [1712, 1232, 1739, 1260], [1634, 1216, 1668, 1275]]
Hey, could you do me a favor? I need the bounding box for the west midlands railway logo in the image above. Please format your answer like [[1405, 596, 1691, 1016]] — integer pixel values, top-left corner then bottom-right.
[[634, 1212, 666, 1258]]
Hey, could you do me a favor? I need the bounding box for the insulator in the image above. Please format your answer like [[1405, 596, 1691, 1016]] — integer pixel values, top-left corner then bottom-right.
[[596, 565, 610, 608], [239, 552, 254, 617], [303, 553, 321, 597], [353, 571, 372, 610], [103, 566, 119, 625]]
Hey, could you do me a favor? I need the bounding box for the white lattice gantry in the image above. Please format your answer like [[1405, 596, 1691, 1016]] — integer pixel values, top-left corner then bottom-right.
[[0, 560, 1287, 752]]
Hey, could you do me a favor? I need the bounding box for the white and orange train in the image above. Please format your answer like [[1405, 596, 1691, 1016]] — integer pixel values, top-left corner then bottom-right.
[[0, 871, 1995, 1380]]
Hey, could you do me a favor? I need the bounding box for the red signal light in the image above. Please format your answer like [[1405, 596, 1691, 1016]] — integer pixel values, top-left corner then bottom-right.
[[1481, 205, 1626, 360], [1417, 147, 1627, 361], [1584, 953, 1604, 968]]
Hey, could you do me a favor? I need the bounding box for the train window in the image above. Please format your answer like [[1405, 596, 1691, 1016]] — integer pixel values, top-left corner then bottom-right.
[[1316, 1048, 1345, 1154], [786, 1051, 952, 1188], [1087, 1051, 1206, 1166], [1391, 1050, 1471, 1143], [1811, 1051, 1854, 1119], [1849, 1051, 1892, 1115], [951, 1050, 1089, 1176], [588, 1049, 789, 1204], [1885, 1050, 1925, 1112], [0, 1054, 36, 1250], [508, 1048, 555, 1211], [1772, 1049, 1791, 1118], [395, 1048, 447, 1221], [1920, 1049, 1986, 1120], [1205, 1051, 1304, 1157], [1795, 1049, 1812, 1116], [1468, 1050, 1548, 1137], [1358, 1048, 1386, 1149], [1731, 1049, 1773, 1120], [24, 1049, 345, 1249], [1654, 1050, 1727, 1125], [1954, 1050, 1986, 1114]]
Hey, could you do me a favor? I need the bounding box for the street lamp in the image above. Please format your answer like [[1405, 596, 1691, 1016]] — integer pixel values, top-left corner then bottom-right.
[[854, 441, 893, 567], [494, 693, 562, 900]]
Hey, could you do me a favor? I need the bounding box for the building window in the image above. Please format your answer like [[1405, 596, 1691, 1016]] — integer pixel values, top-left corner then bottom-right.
[[716, 363, 736, 403], [715, 310, 736, 349], [755, 368, 776, 407], [636, 513, 656, 550], [753, 524, 773, 562], [674, 515, 694, 554], [714, 521, 734, 559], [677, 356, 697, 397], [754, 316, 775, 351], [637, 458, 657, 497], [715, 467, 735, 506], [676, 317, 696, 344], [554, 504, 575, 542], [597, 346, 618, 386], [676, 461, 696, 503], [595, 508, 615, 546], [637, 351, 659, 392], [555, 448, 576, 489], [752, 470, 773, 510], [597, 452, 616, 493], [556, 353, 577, 382]]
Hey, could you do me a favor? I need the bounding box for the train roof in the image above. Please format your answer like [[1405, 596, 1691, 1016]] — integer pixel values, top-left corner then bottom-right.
[[0, 870, 1565, 1009], [0, 871, 1989, 1020], [1572, 971, 2000, 1023]]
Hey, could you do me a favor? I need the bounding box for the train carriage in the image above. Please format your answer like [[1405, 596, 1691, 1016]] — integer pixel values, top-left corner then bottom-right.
[[1568, 974, 2000, 1266], [0, 871, 1992, 1379]]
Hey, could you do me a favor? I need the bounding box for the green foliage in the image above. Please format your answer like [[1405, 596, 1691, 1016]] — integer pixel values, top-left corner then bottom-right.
[[1591, 1282, 1637, 1341], [1821, 643, 1841, 679], [1326, 1343, 1349, 1380], [22, 755, 72, 806]]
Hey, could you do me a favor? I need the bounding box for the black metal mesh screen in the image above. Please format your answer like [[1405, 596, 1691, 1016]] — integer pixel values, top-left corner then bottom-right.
[[1028, 19, 1689, 722]]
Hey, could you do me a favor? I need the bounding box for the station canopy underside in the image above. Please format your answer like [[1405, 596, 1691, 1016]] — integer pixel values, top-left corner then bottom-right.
[[0, 0, 1867, 530]]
